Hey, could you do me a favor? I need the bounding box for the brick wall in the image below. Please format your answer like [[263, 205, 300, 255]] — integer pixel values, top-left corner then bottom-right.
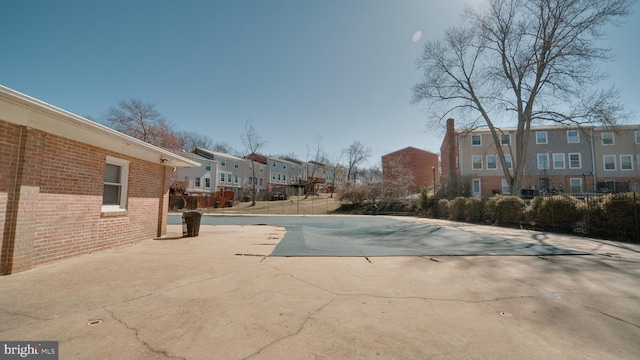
[[382, 147, 439, 191], [1, 121, 170, 274]]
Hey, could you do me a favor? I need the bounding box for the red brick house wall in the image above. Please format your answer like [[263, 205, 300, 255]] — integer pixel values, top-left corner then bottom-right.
[[382, 147, 439, 191], [0, 121, 172, 274]]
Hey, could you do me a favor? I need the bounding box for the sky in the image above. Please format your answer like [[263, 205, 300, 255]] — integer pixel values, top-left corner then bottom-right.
[[1, 0, 638, 166]]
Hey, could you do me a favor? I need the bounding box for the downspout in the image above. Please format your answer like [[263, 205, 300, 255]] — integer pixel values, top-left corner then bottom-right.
[[2, 126, 24, 275], [590, 128, 597, 192]]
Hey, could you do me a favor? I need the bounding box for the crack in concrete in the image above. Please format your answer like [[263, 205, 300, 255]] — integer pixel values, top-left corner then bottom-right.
[[103, 307, 186, 360], [243, 295, 338, 360], [514, 277, 640, 329]]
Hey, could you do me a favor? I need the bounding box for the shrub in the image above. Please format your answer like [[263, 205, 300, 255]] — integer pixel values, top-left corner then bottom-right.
[[485, 195, 525, 226], [464, 197, 486, 223], [589, 193, 640, 241], [449, 197, 467, 221], [527, 195, 587, 233], [418, 188, 434, 217], [436, 199, 450, 219]]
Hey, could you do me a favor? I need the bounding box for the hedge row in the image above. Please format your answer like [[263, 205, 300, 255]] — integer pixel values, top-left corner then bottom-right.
[[420, 193, 640, 242]]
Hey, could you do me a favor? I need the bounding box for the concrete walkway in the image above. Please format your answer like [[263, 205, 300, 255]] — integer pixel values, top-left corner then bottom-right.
[[1, 218, 639, 359]]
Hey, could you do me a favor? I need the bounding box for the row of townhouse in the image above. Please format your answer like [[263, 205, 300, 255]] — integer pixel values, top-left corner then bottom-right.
[[441, 118, 640, 197], [174, 148, 345, 197]]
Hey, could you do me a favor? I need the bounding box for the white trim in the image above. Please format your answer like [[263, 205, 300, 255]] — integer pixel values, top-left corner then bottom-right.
[[536, 131, 548, 144], [603, 155, 616, 171], [471, 155, 483, 170], [552, 153, 565, 169], [567, 130, 580, 143], [601, 132, 614, 145], [0, 85, 199, 168], [486, 155, 498, 170], [620, 154, 633, 171], [537, 153, 550, 169], [569, 153, 582, 169], [102, 155, 129, 212]]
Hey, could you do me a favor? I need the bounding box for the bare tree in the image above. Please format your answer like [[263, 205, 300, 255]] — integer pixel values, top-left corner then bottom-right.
[[413, 0, 632, 193], [241, 120, 266, 206], [343, 141, 371, 182], [381, 154, 416, 201], [303, 136, 324, 198], [105, 99, 178, 148], [175, 131, 214, 152]]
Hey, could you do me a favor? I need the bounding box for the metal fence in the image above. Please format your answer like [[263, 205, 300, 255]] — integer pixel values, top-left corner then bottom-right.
[[433, 192, 640, 242], [170, 193, 341, 215]]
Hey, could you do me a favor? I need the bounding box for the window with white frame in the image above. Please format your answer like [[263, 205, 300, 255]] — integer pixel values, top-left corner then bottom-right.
[[500, 134, 510, 145], [226, 173, 232, 183], [259, 178, 263, 186], [204, 178, 211, 188], [486, 155, 497, 169], [219, 173, 225, 182], [567, 130, 580, 143], [602, 132, 614, 145], [220, 159, 226, 167], [272, 161, 276, 167], [102, 156, 129, 211], [234, 174, 239, 183], [536, 131, 548, 144], [620, 155, 633, 170], [537, 154, 549, 169], [195, 177, 201, 187], [205, 163, 211, 171], [504, 154, 513, 169], [569, 153, 582, 169], [553, 153, 565, 169], [234, 161, 239, 169], [471, 135, 481, 146], [603, 155, 616, 171], [570, 178, 583, 193], [277, 173, 281, 181], [283, 174, 287, 182], [636, 131, 640, 144], [472, 155, 482, 170], [272, 173, 276, 180]]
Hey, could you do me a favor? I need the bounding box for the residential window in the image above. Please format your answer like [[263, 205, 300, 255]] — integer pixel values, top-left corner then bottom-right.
[[234, 161, 239, 169], [259, 178, 263, 186], [221, 159, 226, 167], [603, 155, 616, 171], [283, 174, 287, 182], [102, 156, 129, 211], [205, 178, 211, 188], [472, 155, 482, 170], [540, 178, 549, 193], [205, 163, 211, 171], [569, 153, 582, 169], [537, 154, 549, 169], [234, 174, 239, 183], [504, 155, 513, 169], [570, 178, 583, 193], [292, 166, 295, 171], [272, 173, 276, 180], [553, 153, 565, 169], [536, 131, 548, 144], [620, 155, 633, 170], [602, 132, 614, 145], [635, 131, 640, 144], [277, 173, 281, 181], [272, 161, 276, 167], [567, 130, 580, 143], [220, 173, 225, 182], [486, 155, 497, 170], [227, 173, 232, 183], [471, 135, 481, 146], [500, 134, 510, 145]]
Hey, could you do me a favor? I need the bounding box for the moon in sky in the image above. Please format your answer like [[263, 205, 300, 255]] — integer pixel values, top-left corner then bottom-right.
[[412, 30, 422, 42]]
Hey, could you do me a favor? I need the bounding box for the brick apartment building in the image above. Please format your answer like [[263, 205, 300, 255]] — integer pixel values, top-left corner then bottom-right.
[[382, 146, 439, 191], [441, 118, 640, 196], [0, 85, 198, 275]]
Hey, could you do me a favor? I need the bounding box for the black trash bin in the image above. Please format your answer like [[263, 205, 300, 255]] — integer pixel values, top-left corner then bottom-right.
[[182, 210, 203, 237], [227, 200, 233, 208]]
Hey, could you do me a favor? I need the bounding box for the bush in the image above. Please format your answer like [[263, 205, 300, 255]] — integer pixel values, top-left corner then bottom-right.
[[528, 195, 587, 233], [485, 195, 525, 226], [449, 197, 467, 221], [464, 197, 486, 223], [589, 193, 640, 241], [418, 188, 435, 217], [436, 199, 450, 219]]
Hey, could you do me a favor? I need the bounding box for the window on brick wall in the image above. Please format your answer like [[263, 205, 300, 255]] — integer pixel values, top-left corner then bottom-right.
[[102, 156, 129, 212]]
